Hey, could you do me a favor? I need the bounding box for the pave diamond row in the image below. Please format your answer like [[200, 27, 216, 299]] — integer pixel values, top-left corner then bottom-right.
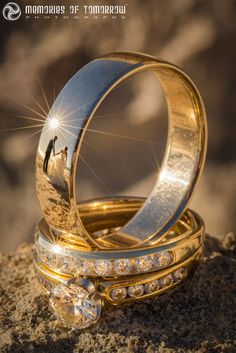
[[109, 267, 187, 302], [36, 244, 173, 276]]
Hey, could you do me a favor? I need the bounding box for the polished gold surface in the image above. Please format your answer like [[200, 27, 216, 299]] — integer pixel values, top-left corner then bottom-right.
[[36, 52, 207, 249]]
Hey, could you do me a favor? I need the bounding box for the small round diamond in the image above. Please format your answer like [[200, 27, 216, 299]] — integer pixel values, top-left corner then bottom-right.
[[168, 230, 176, 238], [173, 267, 187, 281], [83, 260, 94, 275], [110, 287, 127, 301], [74, 259, 85, 275], [128, 285, 144, 298], [94, 260, 112, 276], [161, 274, 173, 287], [35, 244, 44, 257], [135, 255, 153, 273], [40, 250, 57, 267], [154, 251, 172, 268], [50, 278, 101, 329], [114, 259, 132, 275], [144, 280, 161, 294], [58, 255, 76, 273]]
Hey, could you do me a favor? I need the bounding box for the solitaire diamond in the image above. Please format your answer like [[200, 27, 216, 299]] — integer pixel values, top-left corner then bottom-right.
[[50, 278, 101, 329]]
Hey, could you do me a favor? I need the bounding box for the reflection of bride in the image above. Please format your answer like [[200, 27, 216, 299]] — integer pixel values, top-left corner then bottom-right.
[[49, 147, 68, 188]]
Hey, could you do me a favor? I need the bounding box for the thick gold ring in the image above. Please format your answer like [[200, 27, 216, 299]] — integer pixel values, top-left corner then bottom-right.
[[36, 52, 207, 249]]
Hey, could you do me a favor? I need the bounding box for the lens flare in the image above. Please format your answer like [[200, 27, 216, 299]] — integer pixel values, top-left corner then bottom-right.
[[49, 116, 59, 129]]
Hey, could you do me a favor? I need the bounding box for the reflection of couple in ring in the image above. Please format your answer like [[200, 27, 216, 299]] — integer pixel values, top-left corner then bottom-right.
[[43, 136, 68, 189]]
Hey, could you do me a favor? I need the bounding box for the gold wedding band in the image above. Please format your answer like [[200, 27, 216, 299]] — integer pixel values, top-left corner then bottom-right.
[[36, 51, 207, 249]]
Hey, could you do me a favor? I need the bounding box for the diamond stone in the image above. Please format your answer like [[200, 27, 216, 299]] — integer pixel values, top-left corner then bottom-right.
[[144, 280, 161, 294], [50, 278, 101, 329], [110, 287, 127, 301], [83, 260, 94, 275], [173, 267, 187, 281], [35, 244, 44, 257], [168, 230, 176, 238], [58, 255, 76, 273], [135, 255, 153, 273], [40, 249, 57, 267], [94, 260, 112, 276], [154, 251, 172, 268], [114, 259, 132, 275], [128, 285, 144, 298], [161, 274, 173, 287], [74, 258, 85, 275]]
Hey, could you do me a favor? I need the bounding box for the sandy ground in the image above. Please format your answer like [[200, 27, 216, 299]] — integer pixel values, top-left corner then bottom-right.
[[0, 233, 235, 353]]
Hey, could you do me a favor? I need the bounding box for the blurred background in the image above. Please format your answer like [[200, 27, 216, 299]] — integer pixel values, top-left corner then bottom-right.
[[0, 0, 236, 251]]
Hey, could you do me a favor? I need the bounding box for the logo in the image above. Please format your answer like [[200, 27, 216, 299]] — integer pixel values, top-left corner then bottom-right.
[[1, 2, 127, 21], [2, 2, 21, 21]]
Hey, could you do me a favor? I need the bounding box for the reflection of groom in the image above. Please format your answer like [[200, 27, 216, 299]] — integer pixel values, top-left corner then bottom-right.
[[43, 136, 57, 173]]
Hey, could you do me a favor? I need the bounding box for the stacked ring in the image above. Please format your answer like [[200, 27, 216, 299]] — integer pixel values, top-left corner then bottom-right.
[[34, 52, 207, 329], [34, 197, 205, 328]]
